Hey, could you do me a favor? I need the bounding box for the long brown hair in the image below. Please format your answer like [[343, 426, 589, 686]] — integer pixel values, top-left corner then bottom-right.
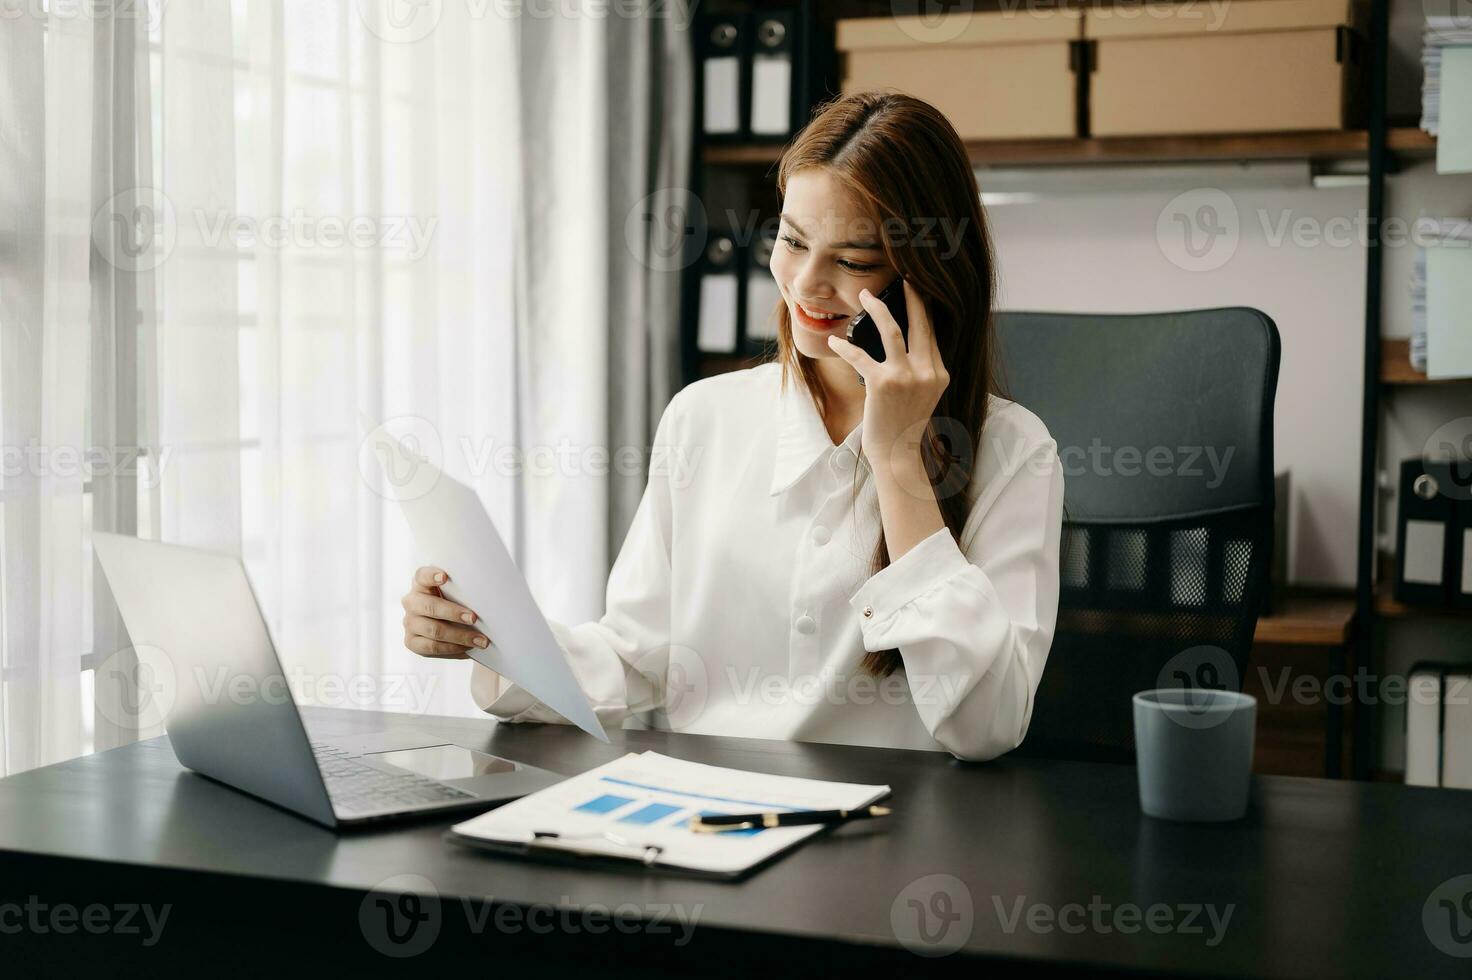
[[773, 91, 1000, 678]]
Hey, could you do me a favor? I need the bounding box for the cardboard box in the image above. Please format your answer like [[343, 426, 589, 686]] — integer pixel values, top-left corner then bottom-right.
[[836, 12, 1083, 141], [1086, 0, 1365, 137]]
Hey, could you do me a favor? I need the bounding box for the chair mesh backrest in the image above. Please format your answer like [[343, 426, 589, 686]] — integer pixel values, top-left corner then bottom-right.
[[994, 309, 1282, 763]]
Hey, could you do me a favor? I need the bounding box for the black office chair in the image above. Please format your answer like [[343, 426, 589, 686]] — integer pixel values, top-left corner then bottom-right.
[[993, 308, 1281, 764]]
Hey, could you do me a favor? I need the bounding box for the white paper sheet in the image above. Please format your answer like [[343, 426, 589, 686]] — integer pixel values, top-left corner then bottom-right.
[[1405, 671, 1442, 787], [369, 430, 608, 742], [1403, 519, 1446, 585], [745, 270, 782, 340], [750, 53, 792, 136], [1426, 245, 1472, 379], [451, 751, 890, 875], [1436, 46, 1472, 174], [702, 56, 740, 135], [697, 272, 739, 352]]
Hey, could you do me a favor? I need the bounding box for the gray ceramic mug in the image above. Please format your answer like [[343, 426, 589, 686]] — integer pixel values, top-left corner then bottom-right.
[[1133, 689, 1257, 822]]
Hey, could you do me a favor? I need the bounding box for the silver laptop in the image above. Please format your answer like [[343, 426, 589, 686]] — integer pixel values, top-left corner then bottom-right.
[[92, 532, 566, 828]]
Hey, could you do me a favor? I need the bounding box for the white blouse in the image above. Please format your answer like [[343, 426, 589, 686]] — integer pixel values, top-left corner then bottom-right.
[[471, 361, 1065, 761]]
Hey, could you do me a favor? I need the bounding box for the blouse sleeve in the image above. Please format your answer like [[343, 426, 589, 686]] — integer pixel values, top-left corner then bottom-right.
[[846, 435, 1065, 762], [469, 395, 684, 731]]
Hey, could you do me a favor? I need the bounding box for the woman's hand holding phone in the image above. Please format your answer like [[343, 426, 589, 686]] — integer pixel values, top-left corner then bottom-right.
[[843, 276, 910, 367], [402, 566, 490, 659], [826, 279, 950, 466]]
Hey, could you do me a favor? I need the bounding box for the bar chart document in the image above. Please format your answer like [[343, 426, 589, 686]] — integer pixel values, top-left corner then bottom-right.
[[449, 751, 891, 877]]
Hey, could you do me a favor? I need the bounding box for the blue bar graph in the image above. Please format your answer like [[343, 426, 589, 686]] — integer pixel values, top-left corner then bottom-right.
[[574, 793, 635, 815], [617, 802, 683, 825]]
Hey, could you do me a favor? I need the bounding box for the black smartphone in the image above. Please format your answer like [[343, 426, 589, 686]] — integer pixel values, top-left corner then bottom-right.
[[844, 276, 909, 365]]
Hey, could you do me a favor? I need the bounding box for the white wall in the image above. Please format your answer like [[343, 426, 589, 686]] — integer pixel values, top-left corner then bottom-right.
[[986, 170, 1370, 588], [983, 159, 1472, 771]]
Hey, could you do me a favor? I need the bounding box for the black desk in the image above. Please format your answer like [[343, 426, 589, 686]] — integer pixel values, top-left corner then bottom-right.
[[1, 707, 1469, 977]]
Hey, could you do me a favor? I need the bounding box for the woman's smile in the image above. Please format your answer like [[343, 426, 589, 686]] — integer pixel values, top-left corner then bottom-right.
[[792, 300, 853, 332]]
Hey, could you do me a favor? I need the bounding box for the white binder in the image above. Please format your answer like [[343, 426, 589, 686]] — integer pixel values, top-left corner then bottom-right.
[[1406, 664, 1472, 789]]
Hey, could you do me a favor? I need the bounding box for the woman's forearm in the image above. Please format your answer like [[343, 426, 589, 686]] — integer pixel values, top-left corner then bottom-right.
[[872, 446, 947, 562]]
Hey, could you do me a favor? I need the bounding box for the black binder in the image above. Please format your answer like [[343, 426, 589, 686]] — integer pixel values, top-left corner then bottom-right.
[[743, 229, 781, 346], [695, 234, 742, 354], [1394, 458, 1469, 606], [697, 11, 749, 142], [1456, 473, 1472, 610], [749, 9, 798, 141]]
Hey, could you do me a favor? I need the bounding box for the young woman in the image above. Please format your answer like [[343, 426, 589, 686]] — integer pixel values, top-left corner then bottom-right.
[[401, 92, 1064, 762]]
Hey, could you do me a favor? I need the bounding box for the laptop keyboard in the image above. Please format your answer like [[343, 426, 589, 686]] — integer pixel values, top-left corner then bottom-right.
[[311, 742, 474, 815]]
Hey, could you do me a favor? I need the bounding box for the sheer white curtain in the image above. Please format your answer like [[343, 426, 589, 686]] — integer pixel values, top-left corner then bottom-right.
[[0, 0, 689, 775], [0, 7, 95, 772]]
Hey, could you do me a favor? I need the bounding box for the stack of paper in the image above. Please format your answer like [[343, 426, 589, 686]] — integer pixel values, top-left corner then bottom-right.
[[1414, 219, 1472, 380], [449, 751, 891, 877], [1421, 20, 1472, 173]]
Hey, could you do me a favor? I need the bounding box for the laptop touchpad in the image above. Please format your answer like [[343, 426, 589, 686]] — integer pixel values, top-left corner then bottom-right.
[[368, 744, 520, 780]]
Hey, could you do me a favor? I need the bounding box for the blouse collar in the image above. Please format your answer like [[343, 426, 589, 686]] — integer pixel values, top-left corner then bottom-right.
[[769, 374, 866, 496]]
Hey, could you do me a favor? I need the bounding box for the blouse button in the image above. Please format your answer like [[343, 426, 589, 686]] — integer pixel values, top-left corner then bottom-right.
[[862, 606, 873, 618], [812, 525, 831, 546], [795, 614, 817, 635]]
